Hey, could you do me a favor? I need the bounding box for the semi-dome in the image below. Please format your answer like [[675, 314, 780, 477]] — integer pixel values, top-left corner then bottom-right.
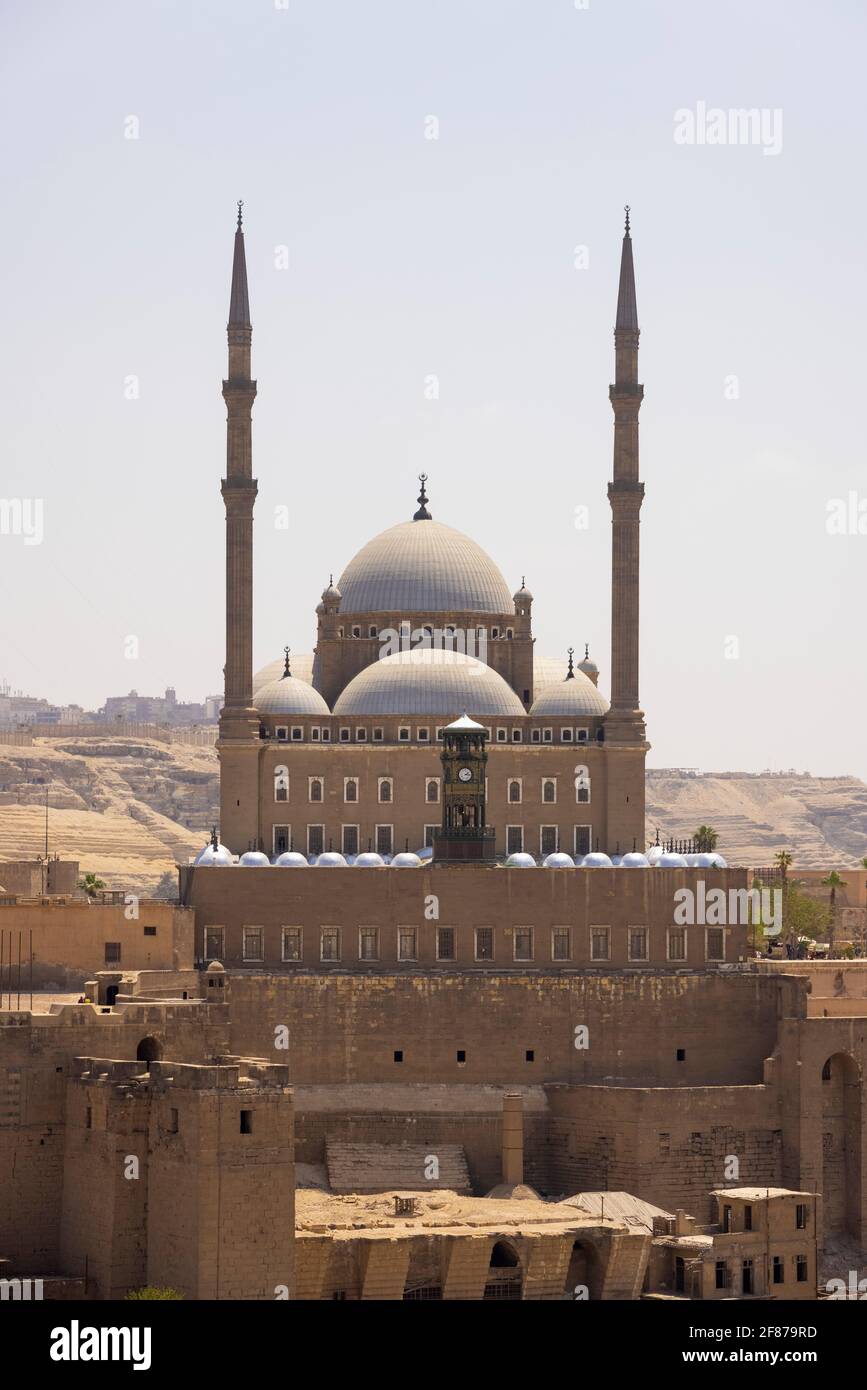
[[333, 647, 526, 717], [274, 851, 308, 867], [529, 671, 609, 718], [336, 519, 514, 615], [239, 850, 270, 867], [256, 672, 330, 718]]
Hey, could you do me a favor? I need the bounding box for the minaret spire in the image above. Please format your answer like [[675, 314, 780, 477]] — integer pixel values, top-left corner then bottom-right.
[[219, 204, 260, 852], [607, 207, 646, 743]]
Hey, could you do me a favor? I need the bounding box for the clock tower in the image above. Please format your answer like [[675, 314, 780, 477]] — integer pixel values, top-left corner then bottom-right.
[[434, 714, 496, 863]]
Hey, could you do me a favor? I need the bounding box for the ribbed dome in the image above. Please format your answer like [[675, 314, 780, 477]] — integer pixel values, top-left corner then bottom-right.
[[253, 653, 316, 695], [333, 648, 526, 717], [529, 672, 609, 718], [256, 674, 330, 718], [336, 520, 514, 615]]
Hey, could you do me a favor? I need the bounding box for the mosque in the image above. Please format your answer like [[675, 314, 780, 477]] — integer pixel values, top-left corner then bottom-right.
[[215, 205, 648, 864]]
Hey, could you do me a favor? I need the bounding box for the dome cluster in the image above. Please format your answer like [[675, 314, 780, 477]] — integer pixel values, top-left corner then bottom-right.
[[196, 841, 728, 870]]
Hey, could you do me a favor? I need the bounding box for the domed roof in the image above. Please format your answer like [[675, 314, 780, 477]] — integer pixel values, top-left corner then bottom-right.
[[354, 851, 385, 868], [582, 851, 613, 868], [391, 851, 422, 868], [254, 652, 316, 695], [315, 851, 348, 867], [505, 852, 536, 867], [334, 647, 525, 716], [620, 852, 650, 868], [239, 850, 270, 867], [529, 670, 609, 718], [336, 519, 514, 615], [543, 851, 575, 868], [274, 851, 308, 867], [194, 841, 234, 867], [256, 673, 330, 718]]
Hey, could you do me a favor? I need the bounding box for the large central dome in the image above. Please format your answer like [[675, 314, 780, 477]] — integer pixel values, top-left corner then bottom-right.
[[336, 520, 514, 615], [333, 648, 526, 716]]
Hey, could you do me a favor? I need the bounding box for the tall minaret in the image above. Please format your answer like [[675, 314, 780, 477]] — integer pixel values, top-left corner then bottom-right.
[[218, 202, 262, 852], [606, 206, 646, 745]]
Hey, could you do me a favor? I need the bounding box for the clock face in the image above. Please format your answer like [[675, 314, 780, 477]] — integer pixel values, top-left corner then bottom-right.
[[458, 766, 473, 783]]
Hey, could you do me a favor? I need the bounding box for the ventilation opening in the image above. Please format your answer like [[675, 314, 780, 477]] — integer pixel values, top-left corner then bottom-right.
[[394, 1050, 404, 1063], [240, 1110, 252, 1134], [456, 1050, 466, 1064], [525, 1050, 535, 1063], [676, 1048, 686, 1062]]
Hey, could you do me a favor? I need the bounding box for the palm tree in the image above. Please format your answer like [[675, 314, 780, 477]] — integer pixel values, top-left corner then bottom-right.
[[775, 851, 794, 951], [820, 871, 847, 957], [694, 825, 719, 852], [79, 872, 106, 899]]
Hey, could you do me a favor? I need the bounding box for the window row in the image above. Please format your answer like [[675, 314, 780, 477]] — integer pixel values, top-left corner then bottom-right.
[[268, 824, 596, 856], [268, 724, 602, 745], [275, 774, 591, 807], [203, 924, 728, 964]]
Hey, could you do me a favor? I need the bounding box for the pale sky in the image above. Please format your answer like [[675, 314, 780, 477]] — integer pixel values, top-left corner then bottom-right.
[[1, 0, 865, 777]]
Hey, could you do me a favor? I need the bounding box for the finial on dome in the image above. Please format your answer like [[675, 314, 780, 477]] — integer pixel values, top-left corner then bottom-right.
[[566, 647, 575, 680], [585, 642, 590, 660], [210, 825, 218, 849], [413, 473, 432, 521], [237, 199, 244, 230], [282, 646, 291, 677]]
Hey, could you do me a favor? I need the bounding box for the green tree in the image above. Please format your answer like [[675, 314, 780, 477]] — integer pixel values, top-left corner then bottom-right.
[[78, 872, 106, 899], [784, 885, 831, 950], [821, 871, 847, 957], [694, 825, 719, 852], [125, 1286, 184, 1300], [775, 851, 794, 949]]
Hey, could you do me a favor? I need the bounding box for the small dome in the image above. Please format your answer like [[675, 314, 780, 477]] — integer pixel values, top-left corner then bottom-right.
[[391, 851, 422, 868], [582, 851, 613, 868], [274, 851, 308, 867], [354, 851, 385, 868], [321, 578, 342, 602], [529, 671, 609, 718], [194, 841, 234, 866], [256, 674, 330, 718], [253, 652, 316, 695], [543, 851, 575, 868], [239, 850, 270, 867], [646, 846, 665, 866], [513, 583, 533, 604], [334, 647, 525, 717], [505, 852, 536, 867], [707, 852, 728, 868], [656, 852, 688, 868], [205, 960, 225, 973], [685, 853, 702, 867], [578, 655, 599, 677], [620, 852, 650, 868], [315, 851, 348, 867]]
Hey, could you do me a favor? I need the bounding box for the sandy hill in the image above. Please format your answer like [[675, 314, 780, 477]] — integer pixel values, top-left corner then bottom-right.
[[0, 738, 863, 893]]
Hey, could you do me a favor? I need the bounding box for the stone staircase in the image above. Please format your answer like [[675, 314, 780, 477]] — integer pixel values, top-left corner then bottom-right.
[[325, 1140, 471, 1194]]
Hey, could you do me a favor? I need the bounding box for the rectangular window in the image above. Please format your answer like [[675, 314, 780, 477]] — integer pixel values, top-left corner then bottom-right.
[[169, 1107, 179, 1134], [590, 926, 610, 962], [772, 1255, 784, 1284], [339, 727, 351, 742], [540, 826, 558, 856], [796, 1255, 808, 1283], [143, 925, 157, 937], [514, 927, 534, 962], [307, 825, 324, 857], [342, 824, 359, 856], [376, 824, 393, 855], [398, 927, 417, 961], [667, 928, 687, 962], [506, 826, 524, 855], [290, 726, 303, 741], [560, 727, 573, 743], [706, 928, 725, 962], [627, 927, 648, 961], [105, 941, 121, 964], [242, 927, 264, 962], [281, 927, 302, 962], [320, 927, 341, 962], [715, 1261, 728, 1290], [417, 727, 430, 742], [475, 927, 494, 961], [435, 726, 445, 741], [744, 1205, 753, 1231], [574, 826, 591, 856], [576, 727, 588, 743], [796, 1204, 807, 1230], [240, 1110, 252, 1134], [359, 927, 379, 961], [275, 726, 288, 741], [204, 926, 225, 960], [372, 727, 383, 742], [273, 824, 290, 855], [355, 727, 368, 742], [552, 927, 571, 961], [398, 726, 410, 742], [436, 927, 455, 961], [424, 824, 438, 848]]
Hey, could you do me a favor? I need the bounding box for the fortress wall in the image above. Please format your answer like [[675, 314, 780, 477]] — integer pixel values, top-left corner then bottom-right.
[[226, 971, 798, 1088]]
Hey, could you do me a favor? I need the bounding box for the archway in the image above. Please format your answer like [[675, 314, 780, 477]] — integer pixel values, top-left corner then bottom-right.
[[564, 1238, 604, 1300], [105, 985, 119, 1006], [821, 1052, 861, 1239], [136, 1035, 163, 1069], [484, 1240, 522, 1300]]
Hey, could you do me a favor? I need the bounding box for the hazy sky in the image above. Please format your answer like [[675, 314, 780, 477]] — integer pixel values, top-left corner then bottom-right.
[[2, 0, 865, 777]]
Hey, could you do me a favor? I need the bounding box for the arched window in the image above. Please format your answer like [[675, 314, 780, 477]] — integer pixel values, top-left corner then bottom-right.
[[379, 778, 393, 804], [542, 778, 556, 804], [508, 780, 522, 804], [274, 765, 289, 802], [426, 779, 440, 803], [309, 778, 323, 803], [345, 779, 358, 803]]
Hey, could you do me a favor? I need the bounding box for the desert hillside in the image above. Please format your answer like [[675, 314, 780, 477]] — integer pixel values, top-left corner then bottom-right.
[[0, 739, 864, 893]]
